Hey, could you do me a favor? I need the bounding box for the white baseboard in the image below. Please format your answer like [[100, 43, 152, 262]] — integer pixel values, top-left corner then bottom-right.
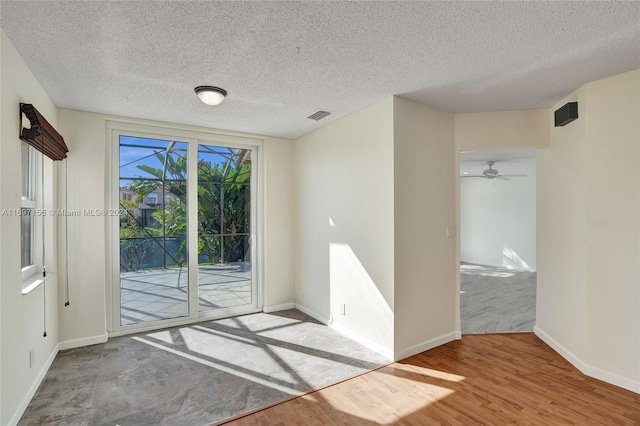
[[294, 303, 329, 324], [394, 332, 458, 361], [533, 326, 588, 372], [460, 258, 536, 272], [460, 258, 505, 268], [59, 333, 108, 351], [294, 303, 393, 360], [263, 303, 295, 313], [585, 362, 640, 394], [534, 326, 640, 394], [454, 330, 462, 340], [8, 344, 59, 426], [330, 322, 394, 361]]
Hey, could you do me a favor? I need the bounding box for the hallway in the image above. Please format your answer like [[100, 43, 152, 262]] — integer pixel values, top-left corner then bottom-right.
[[460, 263, 536, 334]]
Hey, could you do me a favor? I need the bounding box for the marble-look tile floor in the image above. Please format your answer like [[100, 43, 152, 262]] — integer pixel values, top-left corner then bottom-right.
[[460, 263, 536, 334], [18, 310, 389, 426]]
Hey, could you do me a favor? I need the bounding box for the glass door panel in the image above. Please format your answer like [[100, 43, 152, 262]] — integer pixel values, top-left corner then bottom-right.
[[197, 145, 253, 312], [118, 136, 189, 326]]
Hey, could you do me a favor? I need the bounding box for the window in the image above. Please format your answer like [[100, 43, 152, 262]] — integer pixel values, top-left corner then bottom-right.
[[21, 142, 37, 281]]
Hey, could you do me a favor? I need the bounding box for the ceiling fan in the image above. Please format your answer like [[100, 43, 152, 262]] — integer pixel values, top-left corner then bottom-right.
[[461, 161, 526, 180]]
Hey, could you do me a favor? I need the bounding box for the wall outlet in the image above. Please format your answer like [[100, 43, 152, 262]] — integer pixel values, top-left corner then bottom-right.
[[446, 226, 455, 239], [340, 303, 346, 315], [29, 348, 35, 368]]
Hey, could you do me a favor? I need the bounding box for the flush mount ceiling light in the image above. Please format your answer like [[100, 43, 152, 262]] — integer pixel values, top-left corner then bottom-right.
[[194, 86, 227, 106]]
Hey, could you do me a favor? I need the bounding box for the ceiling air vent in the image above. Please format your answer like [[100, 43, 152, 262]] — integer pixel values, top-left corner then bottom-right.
[[307, 110, 331, 121]]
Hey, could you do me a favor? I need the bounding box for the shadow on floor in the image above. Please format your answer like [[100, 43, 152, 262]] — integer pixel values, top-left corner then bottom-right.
[[18, 309, 389, 426]]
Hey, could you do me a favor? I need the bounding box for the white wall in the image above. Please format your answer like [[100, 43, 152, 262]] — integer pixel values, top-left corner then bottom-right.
[[537, 69, 640, 393], [56, 110, 296, 343], [460, 165, 536, 270], [294, 98, 395, 355], [584, 70, 639, 387], [262, 135, 295, 310], [455, 109, 550, 151], [393, 97, 456, 358], [56, 110, 109, 344], [293, 96, 458, 360], [0, 30, 60, 425], [536, 85, 590, 367]]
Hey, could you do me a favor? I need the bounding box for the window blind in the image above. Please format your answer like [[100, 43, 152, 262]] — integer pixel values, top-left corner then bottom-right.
[[19, 103, 68, 161]]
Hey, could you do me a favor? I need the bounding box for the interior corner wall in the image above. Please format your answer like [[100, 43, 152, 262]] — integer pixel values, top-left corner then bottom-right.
[[57, 109, 109, 344], [293, 98, 395, 355], [536, 87, 588, 364], [1, 30, 60, 425], [392, 97, 456, 358], [537, 69, 640, 393], [262, 136, 295, 309]]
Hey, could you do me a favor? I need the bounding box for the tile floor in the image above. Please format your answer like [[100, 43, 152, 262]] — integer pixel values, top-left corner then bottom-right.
[[18, 310, 390, 426], [460, 262, 536, 334]]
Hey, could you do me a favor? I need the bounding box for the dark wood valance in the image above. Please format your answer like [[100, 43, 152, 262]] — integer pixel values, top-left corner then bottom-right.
[[20, 103, 68, 161]]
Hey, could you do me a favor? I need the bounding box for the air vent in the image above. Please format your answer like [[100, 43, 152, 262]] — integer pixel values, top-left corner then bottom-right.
[[307, 110, 331, 121], [554, 102, 578, 127]]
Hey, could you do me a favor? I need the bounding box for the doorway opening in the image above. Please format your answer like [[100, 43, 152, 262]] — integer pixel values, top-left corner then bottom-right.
[[459, 149, 537, 334]]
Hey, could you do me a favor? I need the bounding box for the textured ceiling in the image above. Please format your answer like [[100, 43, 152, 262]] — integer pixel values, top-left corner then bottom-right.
[[1, 1, 639, 140]]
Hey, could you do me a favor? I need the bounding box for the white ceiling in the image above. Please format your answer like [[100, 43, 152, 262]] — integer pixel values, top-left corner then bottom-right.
[[1, 1, 638, 140], [460, 149, 536, 176]]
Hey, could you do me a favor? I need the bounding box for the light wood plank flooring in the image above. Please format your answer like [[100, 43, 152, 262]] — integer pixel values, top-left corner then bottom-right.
[[220, 333, 640, 425]]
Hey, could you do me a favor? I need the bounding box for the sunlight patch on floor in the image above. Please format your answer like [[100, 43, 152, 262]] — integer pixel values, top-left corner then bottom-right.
[[132, 336, 298, 394], [304, 368, 456, 424], [392, 363, 466, 382], [460, 263, 515, 278]]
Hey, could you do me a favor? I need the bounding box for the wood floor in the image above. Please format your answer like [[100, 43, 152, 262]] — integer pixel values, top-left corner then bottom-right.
[[219, 333, 640, 425]]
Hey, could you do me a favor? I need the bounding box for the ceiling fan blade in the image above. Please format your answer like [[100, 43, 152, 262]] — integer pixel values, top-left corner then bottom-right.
[[501, 174, 528, 177], [495, 176, 511, 180], [461, 175, 485, 178]]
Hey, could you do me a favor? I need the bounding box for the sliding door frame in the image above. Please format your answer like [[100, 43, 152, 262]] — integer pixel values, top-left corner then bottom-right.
[[106, 121, 264, 336]]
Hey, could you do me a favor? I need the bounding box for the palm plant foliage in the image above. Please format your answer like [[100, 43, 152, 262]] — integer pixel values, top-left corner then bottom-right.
[[120, 147, 250, 271]]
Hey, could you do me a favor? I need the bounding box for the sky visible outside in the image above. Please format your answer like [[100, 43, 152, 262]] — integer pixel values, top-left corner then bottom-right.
[[119, 136, 244, 189]]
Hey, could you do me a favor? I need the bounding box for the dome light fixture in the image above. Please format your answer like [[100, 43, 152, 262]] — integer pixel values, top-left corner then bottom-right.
[[194, 86, 227, 106]]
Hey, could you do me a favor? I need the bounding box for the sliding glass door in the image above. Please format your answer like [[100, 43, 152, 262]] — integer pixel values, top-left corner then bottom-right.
[[118, 136, 189, 325], [197, 145, 253, 313], [112, 128, 259, 331]]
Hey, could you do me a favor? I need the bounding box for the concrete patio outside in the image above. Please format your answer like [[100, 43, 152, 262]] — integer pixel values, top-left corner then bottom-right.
[[120, 263, 251, 326]]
